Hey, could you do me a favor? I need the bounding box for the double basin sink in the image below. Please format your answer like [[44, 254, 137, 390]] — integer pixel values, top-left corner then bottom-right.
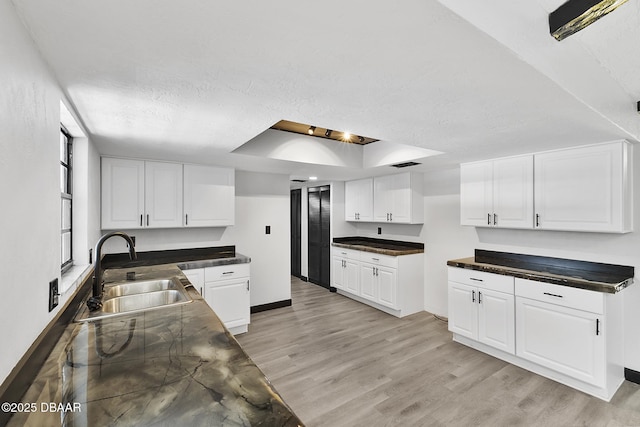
[[76, 277, 193, 322]]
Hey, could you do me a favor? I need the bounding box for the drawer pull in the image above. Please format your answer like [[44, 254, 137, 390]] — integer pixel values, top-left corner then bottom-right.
[[470, 278, 483, 282], [222, 271, 234, 275], [543, 292, 564, 298], [371, 258, 380, 261]]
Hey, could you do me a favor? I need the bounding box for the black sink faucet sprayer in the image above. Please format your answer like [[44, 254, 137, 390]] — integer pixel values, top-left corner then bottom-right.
[[87, 231, 137, 311]]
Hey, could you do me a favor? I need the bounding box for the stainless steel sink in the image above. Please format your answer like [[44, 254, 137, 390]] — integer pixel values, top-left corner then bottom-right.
[[104, 278, 178, 298], [76, 277, 192, 322], [102, 290, 188, 313]]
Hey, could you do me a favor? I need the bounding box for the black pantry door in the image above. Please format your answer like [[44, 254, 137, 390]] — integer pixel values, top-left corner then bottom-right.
[[290, 189, 302, 278], [307, 185, 330, 288]]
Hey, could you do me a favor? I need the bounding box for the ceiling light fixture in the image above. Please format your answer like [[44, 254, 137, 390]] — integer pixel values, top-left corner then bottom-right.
[[309, 176, 318, 181], [358, 136, 365, 143], [325, 129, 332, 137], [342, 132, 352, 141], [549, 0, 629, 41], [308, 126, 316, 135]]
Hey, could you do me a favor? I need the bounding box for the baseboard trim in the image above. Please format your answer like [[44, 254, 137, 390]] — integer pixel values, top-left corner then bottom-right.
[[251, 299, 292, 314], [625, 368, 640, 384], [0, 270, 93, 426]]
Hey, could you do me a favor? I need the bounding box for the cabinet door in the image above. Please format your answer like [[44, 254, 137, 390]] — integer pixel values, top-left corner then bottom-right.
[[388, 173, 411, 223], [360, 264, 378, 302], [332, 256, 345, 290], [478, 288, 515, 354], [344, 259, 360, 294], [145, 161, 183, 228], [204, 279, 250, 330], [534, 142, 626, 232], [448, 281, 478, 340], [373, 175, 393, 222], [516, 296, 605, 386], [184, 164, 235, 227], [377, 266, 397, 309], [492, 156, 533, 229], [181, 268, 204, 294], [460, 161, 493, 227], [345, 178, 373, 221], [101, 158, 145, 229]]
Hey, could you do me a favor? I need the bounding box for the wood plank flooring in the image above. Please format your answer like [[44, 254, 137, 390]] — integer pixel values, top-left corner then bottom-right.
[[236, 277, 640, 426]]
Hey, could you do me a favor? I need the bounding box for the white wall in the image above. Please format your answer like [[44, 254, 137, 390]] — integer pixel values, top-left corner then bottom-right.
[[101, 170, 292, 307], [0, 1, 100, 386]]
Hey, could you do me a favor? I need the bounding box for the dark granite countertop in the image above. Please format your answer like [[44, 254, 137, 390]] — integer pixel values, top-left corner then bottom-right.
[[447, 250, 634, 294], [8, 262, 303, 426], [332, 236, 424, 256]]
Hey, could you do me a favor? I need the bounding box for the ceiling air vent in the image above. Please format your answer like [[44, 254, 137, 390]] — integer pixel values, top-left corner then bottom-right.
[[391, 161, 421, 168]]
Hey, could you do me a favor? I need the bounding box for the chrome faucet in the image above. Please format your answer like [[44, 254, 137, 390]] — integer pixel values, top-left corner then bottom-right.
[[87, 231, 137, 311]]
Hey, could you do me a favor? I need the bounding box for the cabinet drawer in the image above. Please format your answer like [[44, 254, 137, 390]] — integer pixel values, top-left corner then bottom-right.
[[448, 267, 513, 294], [359, 253, 397, 268], [333, 248, 360, 260], [204, 263, 250, 282], [515, 278, 604, 314]]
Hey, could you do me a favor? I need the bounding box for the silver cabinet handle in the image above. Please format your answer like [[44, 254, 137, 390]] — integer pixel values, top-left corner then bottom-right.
[[596, 319, 600, 336], [371, 257, 379, 261], [140, 214, 143, 226], [185, 214, 188, 225], [472, 290, 476, 303], [478, 291, 482, 304], [493, 213, 497, 225], [146, 214, 149, 226], [222, 271, 234, 275], [390, 213, 392, 221], [247, 280, 250, 291], [470, 278, 483, 282], [536, 213, 540, 227], [487, 213, 491, 225]]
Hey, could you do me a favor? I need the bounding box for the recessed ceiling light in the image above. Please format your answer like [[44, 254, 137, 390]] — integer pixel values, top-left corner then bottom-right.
[[342, 132, 352, 141], [309, 176, 318, 180], [308, 126, 316, 135]]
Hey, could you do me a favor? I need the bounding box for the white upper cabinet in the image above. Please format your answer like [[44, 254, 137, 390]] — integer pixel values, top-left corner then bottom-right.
[[145, 161, 183, 228], [460, 155, 533, 229], [373, 172, 423, 224], [183, 164, 235, 227], [460, 141, 632, 233], [345, 178, 373, 221], [102, 157, 235, 229], [102, 158, 145, 229], [534, 141, 632, 233], [102, 158, 183, 229]]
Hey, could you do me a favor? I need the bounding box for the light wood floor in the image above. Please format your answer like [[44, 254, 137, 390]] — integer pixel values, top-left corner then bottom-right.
[[237, 277, 640, 426]]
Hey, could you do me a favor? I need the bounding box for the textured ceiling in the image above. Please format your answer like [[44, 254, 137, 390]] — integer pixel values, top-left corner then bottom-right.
[[10, 0, 640, 180]]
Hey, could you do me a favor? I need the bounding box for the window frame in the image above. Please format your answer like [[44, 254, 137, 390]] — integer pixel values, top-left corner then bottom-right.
[[60, 125, 73, 273]]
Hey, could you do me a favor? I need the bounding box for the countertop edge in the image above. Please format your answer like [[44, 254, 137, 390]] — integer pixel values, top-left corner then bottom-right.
[[447, 258, 633, 294], [332, 242, 424, 256]]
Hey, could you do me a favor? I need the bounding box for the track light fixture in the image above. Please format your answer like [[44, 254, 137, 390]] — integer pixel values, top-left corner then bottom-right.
[[325, 129, 332, 137], [308, 126, 316, 135], [549, 0, 629, 41], [358, 136, 365, 143]]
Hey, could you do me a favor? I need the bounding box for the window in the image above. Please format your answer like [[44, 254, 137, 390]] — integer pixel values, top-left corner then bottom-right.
[[60, 126, 73, 272]]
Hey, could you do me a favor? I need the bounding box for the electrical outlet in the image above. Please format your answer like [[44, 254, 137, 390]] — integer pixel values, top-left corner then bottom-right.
[[48, 278, 59, 312], [265, 225, 271, 234]]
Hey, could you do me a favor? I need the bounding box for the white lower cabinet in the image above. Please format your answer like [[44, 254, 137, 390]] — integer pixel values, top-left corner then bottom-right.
[[448, 268, 515, 354], [332, 248, 423, 317], [182, 264, 250, 335], [332, 249, 360, 294], [448, 266, 625, 401], [515, 295, 604, 387]]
